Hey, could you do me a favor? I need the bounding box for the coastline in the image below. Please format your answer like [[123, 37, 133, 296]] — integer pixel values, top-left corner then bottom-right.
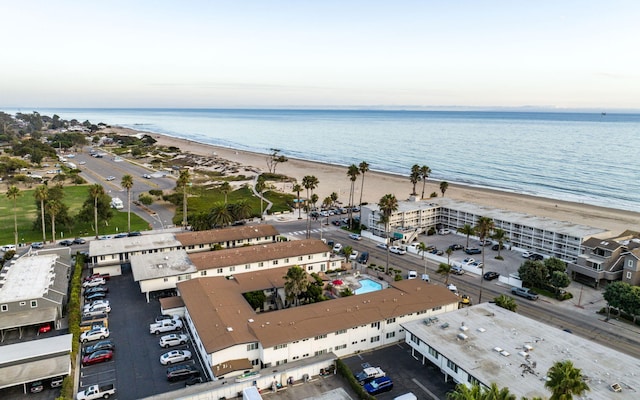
[[110, 126, 640, 234]]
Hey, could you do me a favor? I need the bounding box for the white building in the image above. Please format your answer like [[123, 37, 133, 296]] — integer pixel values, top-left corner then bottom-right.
[[177, 272, 459, 381], [89, 233, 183, 273], [403, 303, 638, 400]]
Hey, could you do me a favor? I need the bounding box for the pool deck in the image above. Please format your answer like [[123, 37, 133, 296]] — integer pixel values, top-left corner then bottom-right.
[[329, 272, 388, 295]]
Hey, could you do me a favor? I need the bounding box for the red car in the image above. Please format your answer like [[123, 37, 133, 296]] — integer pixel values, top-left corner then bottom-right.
[[81, 349, 113, 366], [38, 323, 52, 334]]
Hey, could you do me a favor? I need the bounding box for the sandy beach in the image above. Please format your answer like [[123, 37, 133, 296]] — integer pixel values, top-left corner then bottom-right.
[[111, 127, 640, 234]]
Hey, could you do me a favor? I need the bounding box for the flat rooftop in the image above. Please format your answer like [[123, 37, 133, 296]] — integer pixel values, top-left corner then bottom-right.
[[403, 303, 638, 400], [0, 254, 59, 302], [89, 233, 182, 257], [130, 250, 196, 282], [434, 198, 606, 238]]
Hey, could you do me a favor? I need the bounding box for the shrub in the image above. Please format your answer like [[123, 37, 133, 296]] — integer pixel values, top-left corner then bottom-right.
[[138, 194, 153, 205], [394, 274, 403, 281], [335, 359, 376, 400], [148, 189, 163, 197]]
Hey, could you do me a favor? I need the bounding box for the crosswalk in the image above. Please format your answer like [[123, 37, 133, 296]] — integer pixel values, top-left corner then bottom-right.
[[284, 228, 328, 237]]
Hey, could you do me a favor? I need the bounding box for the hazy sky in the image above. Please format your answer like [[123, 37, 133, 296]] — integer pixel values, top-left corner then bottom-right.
[[2, 1, 639, 109]]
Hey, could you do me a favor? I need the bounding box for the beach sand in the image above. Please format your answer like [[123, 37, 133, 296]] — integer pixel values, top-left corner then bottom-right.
[[110, 127, 640, 234]]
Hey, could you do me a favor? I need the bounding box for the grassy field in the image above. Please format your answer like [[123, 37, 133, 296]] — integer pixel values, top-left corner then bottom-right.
[[0, 185, 149, 245]]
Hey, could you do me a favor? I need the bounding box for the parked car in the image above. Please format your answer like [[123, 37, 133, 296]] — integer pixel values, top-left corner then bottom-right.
[[80, 327, 110, 343], [464, 248, 482, 255], [160, 349, 192, 365], [364, 376, 394, 395], [0, 244, 16, 252], [82, 349, 113, 366], [73, 237, 86, 244], [357, 251, 369, 264], [448, 244, 464, 251], [438, 228, 452, 235], [31, 242, 44, 249], [150, 318, 183, 334], [38, 323, 52, 334], [462, 258, 475, 265], [491, 244, 505, 251], [376, 243, 388, 250], [83, 340, 115, 355], [511, 287, 539, 300], [332, 243, 343, 253], [529, 253, 544, 261], [82, 277, 106, 288], [59, 239, 74, 246], [483, 271, 500, 281], [469, 261, 484, 269], [159, 333, 189, 348], [105, 176, 116, 181], [84, 292, 107, 302], [49, 376, 64, 388], [155, 314, 181, 324], [349, 233, 362, 241], [29, 381, 44, 393], [84, 273, 110, 282], [389, 246, 406, 255], [84, 299, 110, 310], [166, 364, 200, 382], [185, 376, 204, 386], [84, 286, 109, 296], [83, 304, 111, 317], [349, 250, 358, 261], [407, 270, 418, 279], [522, 251, 533, 258], [142, 174, 151, 179], [128, 231, 142, 237], [114, 233, 128, 238], [451, 265, 465, 275]]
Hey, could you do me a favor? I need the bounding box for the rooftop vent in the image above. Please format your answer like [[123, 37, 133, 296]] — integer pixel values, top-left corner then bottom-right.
[[457, 333, 468, 340], [226, 327, 233, 332], [248, 319, 254, 323]]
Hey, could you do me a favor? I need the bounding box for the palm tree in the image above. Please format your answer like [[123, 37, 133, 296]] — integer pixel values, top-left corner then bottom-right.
[[458, 224, 474, 248], [483, 382, 516, 400], [34, 184, 49, 243], [255, 176, 266, 221], [220, 181, 231, 204], [330, 191, 338, 207], [447, 383, 482, 400], [416, 242, 428, 260], [302, 175, 318, 238], [231, 199, 253, 222], [177, 169, 191, 230], [494, 294, 518, 312], [283, 266, 309, 307], [347, 164, 359, 229], [358, 161, 369, 221], [46, 199, 62, 243], [446, 247, 453, 265], [378, 193, 398, 274], [475, 216, 495, 303], [440, 181, 449, 197], [545, 360, 590, 400], [420, 165, 431, 199], [437, 263, 452, 284], [209, 202, 234, 227], [89, 184, 105, 238], [121, 174, 134, 233], [409, 164, 420, 196], [292, 183, 303, 219], [491, 228, 508, 258], [7, 185, 20, 248]]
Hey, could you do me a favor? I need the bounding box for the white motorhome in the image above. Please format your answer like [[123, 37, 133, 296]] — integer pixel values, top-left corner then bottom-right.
[[110, 197, 124, 210]]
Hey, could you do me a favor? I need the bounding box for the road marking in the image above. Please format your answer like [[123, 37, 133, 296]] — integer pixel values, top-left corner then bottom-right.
[[412, 377, 440, 400]]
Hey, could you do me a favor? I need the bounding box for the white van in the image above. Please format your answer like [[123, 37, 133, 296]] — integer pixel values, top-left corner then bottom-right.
[[394, 393, 417, 400], [407, 270, 417, 279], [110, 197, 124, 210]]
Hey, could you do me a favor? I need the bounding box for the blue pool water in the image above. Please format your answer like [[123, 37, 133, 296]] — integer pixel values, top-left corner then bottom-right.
[[355, 279, 383, 295]]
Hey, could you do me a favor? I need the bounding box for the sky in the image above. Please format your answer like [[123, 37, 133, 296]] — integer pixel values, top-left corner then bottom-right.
[[2, 0, 639, 110]]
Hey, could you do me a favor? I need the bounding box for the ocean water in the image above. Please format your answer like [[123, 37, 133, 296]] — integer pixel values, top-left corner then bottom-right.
[[5, 108, 640, 213]]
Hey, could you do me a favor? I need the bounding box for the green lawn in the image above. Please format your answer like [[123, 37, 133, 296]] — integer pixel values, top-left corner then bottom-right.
[[0, 185, 149, 245]]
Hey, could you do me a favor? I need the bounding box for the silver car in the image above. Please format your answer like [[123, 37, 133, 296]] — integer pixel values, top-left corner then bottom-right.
[[160, 349, 192, 365], [159, 333, 189, 348]]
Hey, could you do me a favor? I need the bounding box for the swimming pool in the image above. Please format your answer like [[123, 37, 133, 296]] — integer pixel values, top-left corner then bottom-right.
[[355, 278, 383, 295]]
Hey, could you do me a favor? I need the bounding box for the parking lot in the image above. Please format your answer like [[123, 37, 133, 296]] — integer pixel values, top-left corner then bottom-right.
[[77, 265, 206, 400]]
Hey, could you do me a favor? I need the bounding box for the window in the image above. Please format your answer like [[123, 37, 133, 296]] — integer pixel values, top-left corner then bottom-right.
[[245, 264, 251, 270], [370, 336, 380, 343], [386, 318, 396, 324], [428, 346, 439, 358], [298, 256, 303, 261], [292, 356, 299, 360], [229, 266, 235, 272], [200, 271, 207, 276], [371, 321, 380, 329], [447, 359, 459, 373], [308, 266, 313, 271], [251, 359, 260, 366], [163, 277, 169, 282], [335, 329, 347, 335], [627, 271, 632, 279], [417, 310, 426, 315], [335, 344, 347, 350], [432, 306, 442, 311], [314, 334, 327, 340], [274, 344, 287, 350], [31, 300, 37, 308], [247, 343, 258, 351], [386, 332, 395, 339], [314, 349, 327, 356], [217, 268, 223, 274], [629, 260, 634, 268], [258, 262, 264, 267], [410, 334, 421, 345], [1, 304, 7, 312], [19, 301, 26, 306], [273, 260, 279, 265], [285, 258, 289, 263]]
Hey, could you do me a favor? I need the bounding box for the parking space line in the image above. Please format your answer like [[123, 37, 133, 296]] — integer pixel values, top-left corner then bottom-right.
[[412, 377, 440, 400]]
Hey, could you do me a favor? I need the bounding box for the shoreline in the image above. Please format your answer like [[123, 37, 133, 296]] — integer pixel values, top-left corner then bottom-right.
[[109, 126, 640, 234]]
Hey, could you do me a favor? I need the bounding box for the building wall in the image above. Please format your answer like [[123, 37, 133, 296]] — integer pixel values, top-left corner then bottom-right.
[[622, 255, 640, 286], [183, 235, 277, 253]]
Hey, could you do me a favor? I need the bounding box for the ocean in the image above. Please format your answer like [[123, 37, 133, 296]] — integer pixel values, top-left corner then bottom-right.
[[4, 108, 640, 213]]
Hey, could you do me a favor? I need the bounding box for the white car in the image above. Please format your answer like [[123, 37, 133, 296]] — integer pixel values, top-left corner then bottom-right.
[[439, 228, 451, 235], [349, 250, 358, 260], [522, 251, 533, 258], [462, 258, 475, 265], [1, 244, 16, 252], [332, 243, 343, 253], [408, 270, 418, 279], [470, 261, 484, 269], [106, 176, 116, 181], [447, 283, 459, 294], [159, 333, 189, 348], [389, 246, 406, 255], [160, 349, 192, 365], [83, 303, 111, 315], [349, 233, 362, 241], [84, 300, 110, 311], [376, 243, 388, 250], [80, 327, 110, 343], [82, 278, 106, 288]]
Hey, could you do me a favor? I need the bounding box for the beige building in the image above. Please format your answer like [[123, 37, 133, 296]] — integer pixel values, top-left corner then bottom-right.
[[175, 225, 279, 253]]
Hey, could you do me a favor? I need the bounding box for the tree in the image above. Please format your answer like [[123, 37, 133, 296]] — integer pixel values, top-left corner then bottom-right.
[[330, 191, 338, 207], [292, 183, 303, 219], [475, 216, 494, 303], [266, 148, 288, 174], [440, 181, 449, 197], [177, 169, 191, 230], [209, 202, 234, 227], [34, 185, 48, 243], [446, 247, 453, 265], [219, 181, 232, 204], [409, 164, 420, 196], [420, 165, 431, 199], [545, 360, 590, 400], [346, 164, 360, 229], [416, 242, 428, 260], [89, 184, 106, 238], [46, 200, 62, 243], [518, 260, 548, 288], [603, 281, 629, 320], [436, 263, 452, 284], [447, 383, 482, 400], [255, 176, 266, 221], [378, 194, 398, 274], [458, 224, 474, 248], [7, 185, 20, 248], [494, 294, 518, 312], [231, 199, 253, 222], [243, 291, 267, 311], [545, 257, 567, 275], [302, 175, 318, 238], [343, 245, 353, 261], [358, 161, 369, 218], [550, 271, 571, 295], [491, 228, 508, 258], [121, 174, 134, 232], [283, 266, 309, 307]]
